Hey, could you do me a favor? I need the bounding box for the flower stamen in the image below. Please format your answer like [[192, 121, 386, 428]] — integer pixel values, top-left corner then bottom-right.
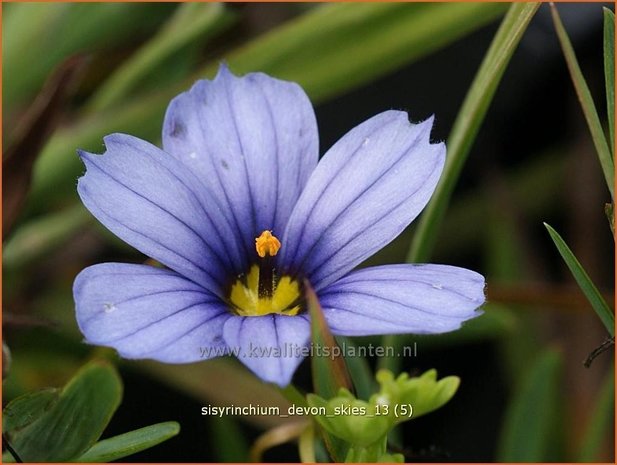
[[226, 231, 302, 316], [255, 230, 281, 258], [255, 230, 280, 299]]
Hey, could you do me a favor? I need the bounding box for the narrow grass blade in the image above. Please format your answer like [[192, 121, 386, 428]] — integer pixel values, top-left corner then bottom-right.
[[89, 3, 233, 112], [408, 2, 541, 264], [603, 8, 615, 153], [551, 4, 614, 198], [578, 366, 615, 461], [305, 281, 353, 399], [305, 281, 352, 462], [497, 349, 564, 461], [76, 422, 180, 462], [544, 223, 614, 336]]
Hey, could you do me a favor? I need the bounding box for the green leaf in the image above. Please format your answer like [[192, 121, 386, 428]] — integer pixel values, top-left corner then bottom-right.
[[578, 366, 615, 461], [3, 360, 122, 461], [497, 349, 564, 461], [75, 422, 180, 462], [603, 8, 615, 153], [89, 3, 233, 112], [306, 391, 391, 448], [2, 389, 59, 433], [544, 223, 614, 336], [345, 444, 402, 463], [408, 2, 541, 264], [550, 4, 614, 198], [375, 369, 459, 421], [307, 369, 458, 454]]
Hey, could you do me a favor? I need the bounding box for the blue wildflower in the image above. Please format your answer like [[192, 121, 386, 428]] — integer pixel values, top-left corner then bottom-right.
[[74, 66, 485, 387]]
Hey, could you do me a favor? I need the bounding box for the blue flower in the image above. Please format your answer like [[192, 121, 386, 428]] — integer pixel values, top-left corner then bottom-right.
[[74, 66, 485, 387]]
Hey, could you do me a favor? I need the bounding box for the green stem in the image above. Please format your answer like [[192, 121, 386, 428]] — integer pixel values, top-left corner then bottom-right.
[[279, 384, 308, 408], [344, 437, 387, 463]]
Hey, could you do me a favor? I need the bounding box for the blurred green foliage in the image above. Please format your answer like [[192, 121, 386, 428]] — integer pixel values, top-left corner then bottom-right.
[[497, 349, 564, 461], [3, 3, 174, 113]]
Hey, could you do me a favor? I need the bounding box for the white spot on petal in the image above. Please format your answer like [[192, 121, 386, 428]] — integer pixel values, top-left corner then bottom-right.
[[103, 303, 116, 313], [362, 138, 370, 147], [188, 151, 197, 159], [431, 283, 443, 290]]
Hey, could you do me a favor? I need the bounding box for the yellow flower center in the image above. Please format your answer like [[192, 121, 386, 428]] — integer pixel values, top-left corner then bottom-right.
[[229, 231, 301, 316], [230, 265, 302, 316]]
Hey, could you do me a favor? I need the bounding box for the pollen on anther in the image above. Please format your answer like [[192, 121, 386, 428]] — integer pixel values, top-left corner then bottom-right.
[[255, 230, 281, 258]]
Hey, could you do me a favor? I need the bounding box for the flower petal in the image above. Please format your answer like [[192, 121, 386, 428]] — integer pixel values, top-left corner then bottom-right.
[[74, 263, 231, 362], [78, 133, 247, 294], [162, 65, 319, 256], [222, 314, 310, 387], [281, 111, 444, 290], [319, 264, 485, 336]]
